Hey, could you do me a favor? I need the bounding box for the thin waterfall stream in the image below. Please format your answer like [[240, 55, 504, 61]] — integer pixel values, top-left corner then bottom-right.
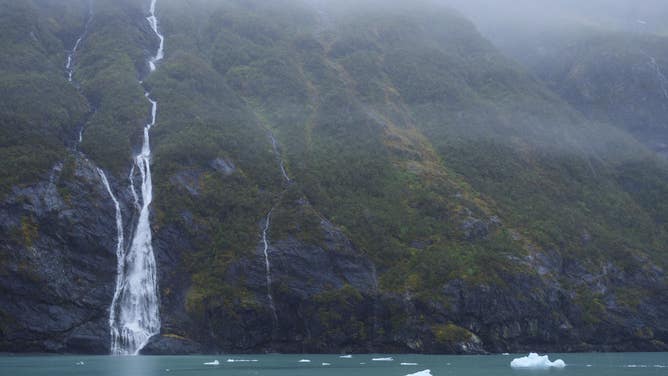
[[65, 1, 93, 84], [261, 132, 292, 327], [648, 55, 668, 100]]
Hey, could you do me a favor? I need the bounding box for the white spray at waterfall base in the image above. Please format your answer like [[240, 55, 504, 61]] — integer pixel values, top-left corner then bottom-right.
[[108, 0, 164, 356]]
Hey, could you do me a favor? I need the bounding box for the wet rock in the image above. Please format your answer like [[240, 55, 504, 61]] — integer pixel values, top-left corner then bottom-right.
[[169, 170, 201, 196], [0, 157, 122, 354], [140, 334, 203, 355], [461, 217, 489, 240], [210, 158, 236, 176]]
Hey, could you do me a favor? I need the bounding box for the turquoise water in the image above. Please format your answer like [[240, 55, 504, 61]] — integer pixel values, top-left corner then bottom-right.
[[0, 353, 666, 375]]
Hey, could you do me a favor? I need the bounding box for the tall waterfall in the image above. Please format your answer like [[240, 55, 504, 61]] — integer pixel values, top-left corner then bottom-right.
[[260, 132, 292, 327], [109, 0, 163, 356]]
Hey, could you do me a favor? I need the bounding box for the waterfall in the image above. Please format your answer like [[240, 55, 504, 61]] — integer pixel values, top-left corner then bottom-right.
[[270, 133, 291, 183], [261, 210, 278, 324], [259, 132, 292, 327], [97, 169, 127, 353], [147, 0, 164, 72], [648, 56, 668, 100], [108, 0, 163, 356], [65, 1, 93, 83]]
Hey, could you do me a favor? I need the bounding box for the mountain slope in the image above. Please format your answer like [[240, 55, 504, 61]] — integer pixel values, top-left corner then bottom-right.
[[0, 0, 666, 354]]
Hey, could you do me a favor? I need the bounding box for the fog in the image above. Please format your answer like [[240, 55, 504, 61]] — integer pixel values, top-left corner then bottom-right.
[[442, 0, 668, 33]]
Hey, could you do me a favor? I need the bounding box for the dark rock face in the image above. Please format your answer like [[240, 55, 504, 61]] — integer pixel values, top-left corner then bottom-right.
[[140, 335, 202, 355], [0, 157, 126, 354], [1, 160, 667, 355]]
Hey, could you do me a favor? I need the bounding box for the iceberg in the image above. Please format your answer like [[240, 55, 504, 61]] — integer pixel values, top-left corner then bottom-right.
[[510, 353, 565, 369], [322, 362, 331, 366], [226, 359, 258, 363], [339, 355, 353, 358], [405, 370, 432, 376], [298, 359, 311, 363], [203, 360, 220, 365], [401, 362, 419, 365], [372, 357, 394, 361]]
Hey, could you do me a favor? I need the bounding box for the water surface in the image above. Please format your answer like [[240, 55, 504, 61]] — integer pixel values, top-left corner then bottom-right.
[[1, 353, 666, 376]]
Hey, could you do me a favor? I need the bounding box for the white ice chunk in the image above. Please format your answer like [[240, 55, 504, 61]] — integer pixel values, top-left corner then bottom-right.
[[405, 370, 432, 376], [203, 360, 219, 365], [401, 362, 419, 365], [226, 359, 258, 363], [339, 355, 353, 358], [298, 359, 311, 363], [372, 357, 394, 361], [322, 362, 331, 366], [510, 353, 565, 369]]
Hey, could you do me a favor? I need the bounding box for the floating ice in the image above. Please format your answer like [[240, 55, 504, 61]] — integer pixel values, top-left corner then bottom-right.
[[372, 357, 394, 361], [502, 353, 510, 356], [75, 361, 85, 366], [401, 363, 419, 366], [226, 359, 258, 363], [510, 353, 565, 369], [203, 360, 219, 365], [405, 370, 432, 376], [322, 362, 331, 366], [339, 355, 353, 358], [298, 359, 311, 363]]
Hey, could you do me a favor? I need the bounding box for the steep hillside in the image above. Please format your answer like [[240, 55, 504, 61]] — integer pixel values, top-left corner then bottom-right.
[[532, 34, 668, 159], [0, 0, 666, 354]]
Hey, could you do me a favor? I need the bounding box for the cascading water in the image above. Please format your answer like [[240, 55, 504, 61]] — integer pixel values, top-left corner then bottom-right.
[[65, 1, 93, 83], [108, 0, 163, 355], [261, 210, 279, 324], [260, 132, 292, 326], [97, 169, 127, 353], [270, 133, 291, 183], [648, 55, 668, 100]]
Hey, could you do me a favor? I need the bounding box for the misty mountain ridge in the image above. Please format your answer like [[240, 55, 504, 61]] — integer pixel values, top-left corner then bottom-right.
[[0, 0, 666, 355]]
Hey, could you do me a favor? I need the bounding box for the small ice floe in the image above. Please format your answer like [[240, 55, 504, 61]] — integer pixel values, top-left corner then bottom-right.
[[510, 353, 565, 369], [586, 364, 593, 367], [165, 369, 170, 372], [322, 362, 331, 366], [226, 359, 258, 363], [405, 370, 432, 376], [339, 354, 353, 358], [372, 357, 394, 361], [502, 353, 510, 356], [401, 362, 419, 366], [360, 362, 366, 365], [203, 360, 220, 366], [75, 361, 85, 366], [298, 359, 311, 363]]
